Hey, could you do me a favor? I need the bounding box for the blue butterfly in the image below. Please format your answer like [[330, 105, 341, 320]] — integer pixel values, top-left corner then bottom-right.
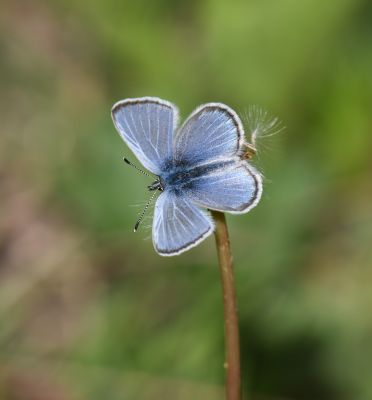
[[111, 97, 263, 256]]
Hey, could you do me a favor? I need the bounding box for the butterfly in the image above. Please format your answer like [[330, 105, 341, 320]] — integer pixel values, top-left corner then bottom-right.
[[111, 97, 263, 256]]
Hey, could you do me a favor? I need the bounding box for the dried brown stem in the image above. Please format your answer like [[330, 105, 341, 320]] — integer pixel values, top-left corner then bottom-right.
[[211, 210, 241, 400]]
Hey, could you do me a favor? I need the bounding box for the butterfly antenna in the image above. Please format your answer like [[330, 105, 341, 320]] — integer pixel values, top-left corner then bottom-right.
[[134, 191, 158, 232], [123, 157, 154, 178]]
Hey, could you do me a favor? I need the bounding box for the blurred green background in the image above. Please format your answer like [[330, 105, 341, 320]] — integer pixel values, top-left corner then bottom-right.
[[1, 0, 372, 399]]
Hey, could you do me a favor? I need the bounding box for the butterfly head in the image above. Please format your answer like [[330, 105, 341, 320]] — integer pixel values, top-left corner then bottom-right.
[[148, 179, 164, 192]]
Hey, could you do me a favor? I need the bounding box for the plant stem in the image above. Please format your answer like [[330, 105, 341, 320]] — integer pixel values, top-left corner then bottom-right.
[[211, 210, 241, 400]]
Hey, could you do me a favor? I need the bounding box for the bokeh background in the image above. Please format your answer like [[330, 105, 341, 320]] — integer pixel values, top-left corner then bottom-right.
[[1, 0, 372, 399]]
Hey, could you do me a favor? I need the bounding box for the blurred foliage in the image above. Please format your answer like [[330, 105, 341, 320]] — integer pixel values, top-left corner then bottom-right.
[[1, 0, 372, 399]]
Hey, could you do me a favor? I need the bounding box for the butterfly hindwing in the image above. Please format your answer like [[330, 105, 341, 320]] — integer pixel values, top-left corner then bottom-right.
[[174, 103, 262, 214], [174, 103, 243, 166], [112, 97, 179, 175], [184, 159, 262, 214]]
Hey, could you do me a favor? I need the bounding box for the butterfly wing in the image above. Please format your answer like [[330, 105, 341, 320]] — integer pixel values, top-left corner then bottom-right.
[[174, 103, 244, 166], [112, 97, 178, 175], [184, 160, 262, 214], [175, 103, 262, 213], [153, 191, 214, 256]]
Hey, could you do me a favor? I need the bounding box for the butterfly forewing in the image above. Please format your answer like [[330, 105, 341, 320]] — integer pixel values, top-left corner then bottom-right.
[[112, 97, 179, 175], [153, 191, 214, 256]]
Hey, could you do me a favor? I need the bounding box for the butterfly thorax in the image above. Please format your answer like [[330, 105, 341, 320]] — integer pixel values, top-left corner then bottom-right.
[[155, 159, 235, 193]]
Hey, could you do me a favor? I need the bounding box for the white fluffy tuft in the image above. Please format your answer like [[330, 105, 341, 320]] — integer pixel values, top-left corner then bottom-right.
[[244, 105, 284, 147]]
